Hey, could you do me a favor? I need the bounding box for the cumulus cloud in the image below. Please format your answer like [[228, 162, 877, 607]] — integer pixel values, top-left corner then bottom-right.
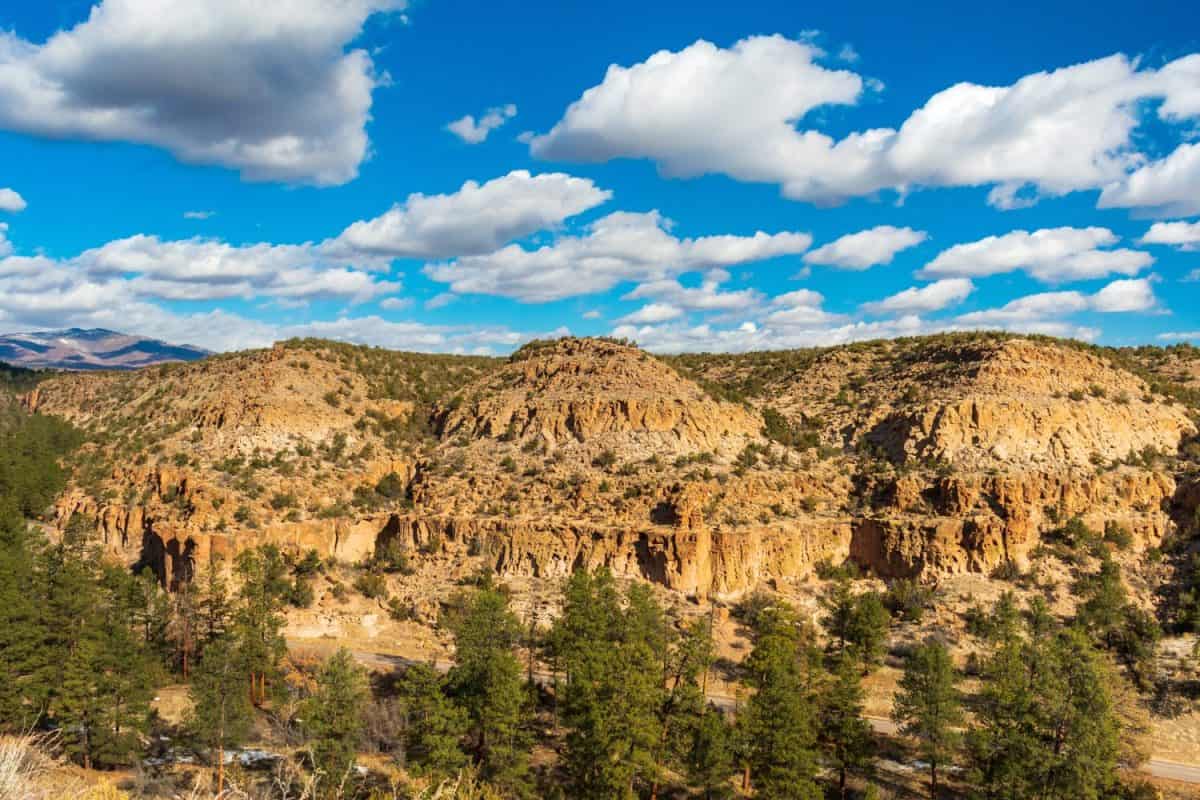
[[803, 225, 927, 269], [78, 234, 397, 303], [1141, 219, 1200, 250], [424, 210, 811, 302], [531, 39, 1200, 210], [529, 36, 870, 198], [612, 314, 927, 354], [332, 170, 611, 259], [954, 278, 1157, 326], [0, 0, 404, 185], [920, 226, 1152, 282], [446, 103, 517, 144], [0, 188, 26, 212], [861, 278, 974, 314], [1099, 142, 1200, 218], [615, 303, 684, 325], [624, 271, 762, 312]]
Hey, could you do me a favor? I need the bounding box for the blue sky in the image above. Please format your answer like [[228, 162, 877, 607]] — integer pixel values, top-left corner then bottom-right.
[[0, 0, 1197, 353]]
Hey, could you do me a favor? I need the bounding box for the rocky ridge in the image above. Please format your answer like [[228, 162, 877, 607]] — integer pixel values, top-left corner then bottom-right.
[[23, 334, 1200, 601]]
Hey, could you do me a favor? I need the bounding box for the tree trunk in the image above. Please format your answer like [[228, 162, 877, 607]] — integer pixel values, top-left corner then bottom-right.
[[930, 759, 939, 799], [217, 745, 225, 793], [742, 764, 751, 791]]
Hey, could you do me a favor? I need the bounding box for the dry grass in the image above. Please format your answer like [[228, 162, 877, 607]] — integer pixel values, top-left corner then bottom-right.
[[0, 734, 103, 800]]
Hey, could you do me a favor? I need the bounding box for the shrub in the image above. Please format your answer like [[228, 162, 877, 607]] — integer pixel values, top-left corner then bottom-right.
[[1104, 521, 1134, 551], [374, 471, 406, 499], [354, 571, 389, 600], [883, 579, 934, 622], [592, 449, 618, 469]]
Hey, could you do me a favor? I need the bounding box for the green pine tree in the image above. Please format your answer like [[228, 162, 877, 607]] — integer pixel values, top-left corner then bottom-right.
[[395, 662, 469, 778], [737, 604, 823, 800], [189, 635, 255, 795], [232, 546, 289, 706], [686, 708, 733, 800], [446, 575, 531, 794], [551, 569, 667, 800], [822, 653, 874, 799], [0, 500, 50, 730], [892, 638, 963, 799], [304, 648, 370, 797]]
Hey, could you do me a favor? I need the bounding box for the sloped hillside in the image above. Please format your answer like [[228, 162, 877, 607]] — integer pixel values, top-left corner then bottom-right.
[[25, 333, 1200, 600]]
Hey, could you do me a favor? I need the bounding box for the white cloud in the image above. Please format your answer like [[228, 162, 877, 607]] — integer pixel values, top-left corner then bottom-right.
[[1098, 142, 1200, 218], [1089, 277, 1159, 312], [763, 289, 845, 327], [379, 297, 411, 310], [582, 310, 602, 320], [0, 232, 401, 308], [0, 188, 26, 212], [613, 314, 927, 353], [803, 225, 927, 269], [920, 226, 1152, 282], [78, 234, 389, 299], [954, 278, 1157, 325], [0, 0, 405, 186], [425, 210, 811, 302], [446, 103, 517, 144], [624, 271, 762, 312], [861, 278, 974, 314], [1158, 331, 1200, 342], [1157, 54, 1200, 120], [529, 36, 869, 197], [0, 223, 11, 257], [332, 170, 611, 259], [1141, 219, 1200, 250], [183, 210, 215, 220], [616, 303, 684, 324], [531, 41, 1200, 211], [424, 292, 457, 310]]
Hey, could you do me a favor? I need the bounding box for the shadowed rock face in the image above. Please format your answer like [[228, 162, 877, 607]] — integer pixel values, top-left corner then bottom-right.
[[27, 335, 1200, 599], [0, 328, 208, 371]]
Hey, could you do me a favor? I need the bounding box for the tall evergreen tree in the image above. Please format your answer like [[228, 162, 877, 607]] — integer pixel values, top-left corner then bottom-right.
[[968, 599, 1122, 800], [551, 569, 666, 800], [54, 564, 154, 769], [893, 638, 963, 799], [304, 649, 370, 797], [737, 604, 823, 800], [446, 575, 531, 794], [822, 653, 874, 799], [189, 636, 254, 794], [685, 707, 733, 800], [232, 546, 289, 706], [0, 500, 49, 730], [820, 576, 890, 670], [395, 662, 469, 778]]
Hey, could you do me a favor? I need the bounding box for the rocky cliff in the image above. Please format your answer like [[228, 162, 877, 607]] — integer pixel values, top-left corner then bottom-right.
[[25, 334, 1200, 600]]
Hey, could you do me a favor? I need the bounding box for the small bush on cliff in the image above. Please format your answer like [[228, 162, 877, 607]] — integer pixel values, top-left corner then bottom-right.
[[354, 571, 389, 600], [884, 579, 934, 622]]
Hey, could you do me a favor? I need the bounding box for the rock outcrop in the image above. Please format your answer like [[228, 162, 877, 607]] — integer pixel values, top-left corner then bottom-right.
[[25, 334, 1200, 600]]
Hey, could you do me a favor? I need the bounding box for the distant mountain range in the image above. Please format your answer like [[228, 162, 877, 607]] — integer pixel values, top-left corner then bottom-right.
[[0, 328, 209, 371]]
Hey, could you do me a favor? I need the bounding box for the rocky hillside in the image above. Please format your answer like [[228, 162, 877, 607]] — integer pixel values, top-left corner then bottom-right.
[[24, 333, 1200, 601]]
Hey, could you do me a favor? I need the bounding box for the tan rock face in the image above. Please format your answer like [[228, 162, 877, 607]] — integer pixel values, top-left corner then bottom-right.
[[438, 337, 761, 455], [26, 334, 1200, 600]]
